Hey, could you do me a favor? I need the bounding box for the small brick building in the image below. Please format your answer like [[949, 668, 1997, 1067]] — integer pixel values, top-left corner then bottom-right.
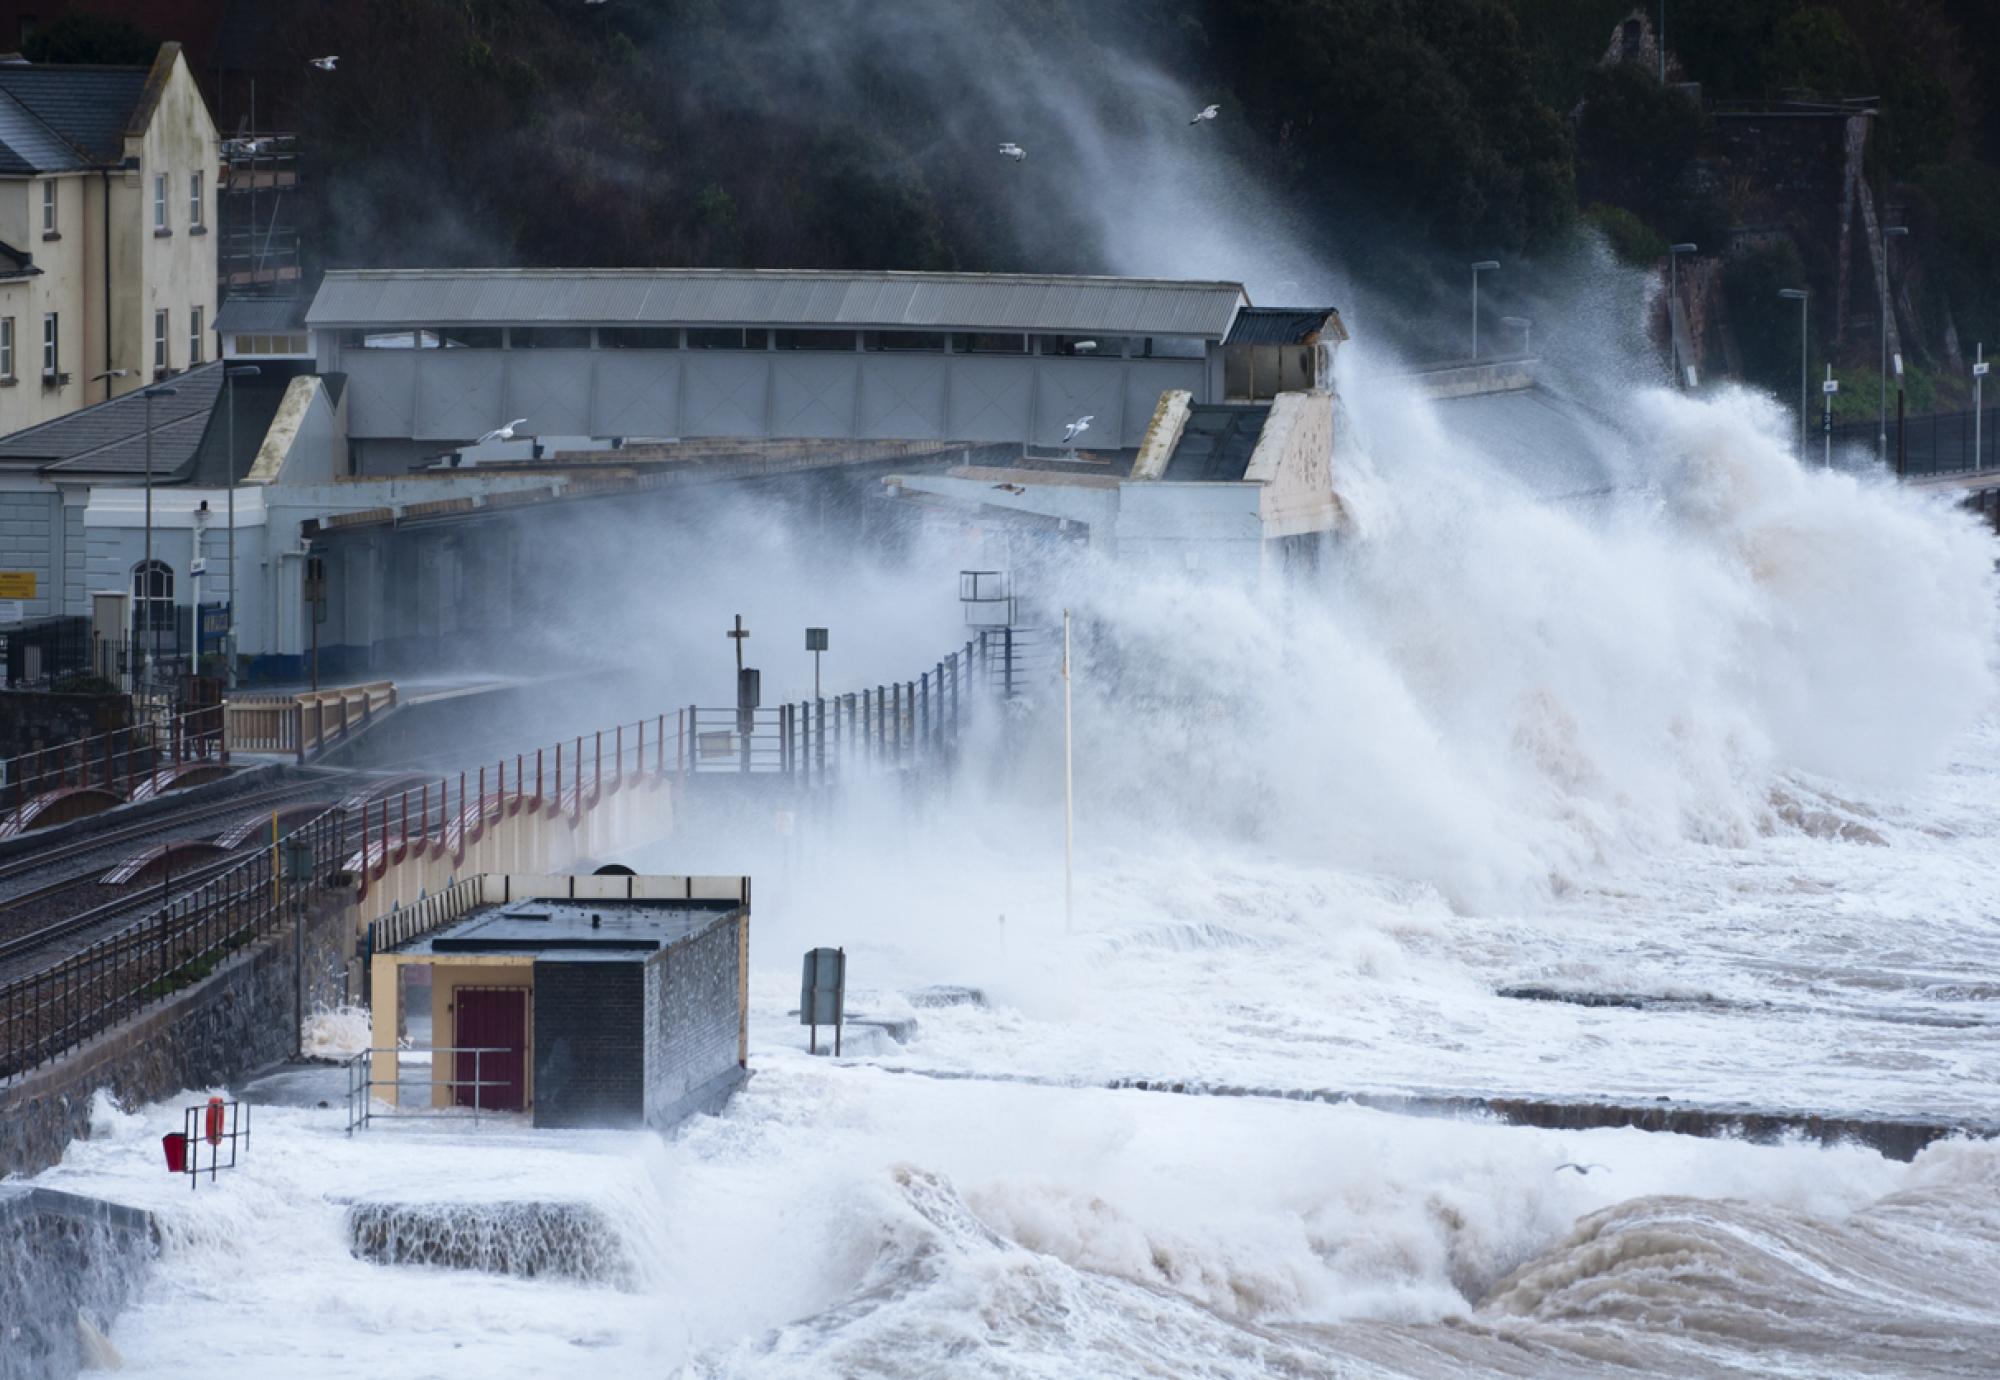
[[367, 875, 749, 1131]]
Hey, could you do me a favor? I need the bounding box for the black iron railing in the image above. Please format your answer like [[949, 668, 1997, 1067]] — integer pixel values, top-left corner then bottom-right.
[[0, 807, 348, 1084], [1829, 407, 1999, 478]]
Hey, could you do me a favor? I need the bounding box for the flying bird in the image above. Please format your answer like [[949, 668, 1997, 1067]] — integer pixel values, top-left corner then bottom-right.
[[1190, 104, 1220, 125], [997, 142, 1026, 162], [1061, 415, 1093, 445], [475, 418, 530, 446], [309, 55, 339, 71], [991, 482, 1026, 495], [1553, 1163, 1609, 1175]]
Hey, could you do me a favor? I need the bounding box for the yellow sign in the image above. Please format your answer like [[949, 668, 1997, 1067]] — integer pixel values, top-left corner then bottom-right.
[[0, 571, 35, 599]]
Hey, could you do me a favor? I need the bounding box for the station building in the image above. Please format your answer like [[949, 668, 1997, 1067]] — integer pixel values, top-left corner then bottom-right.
[[1, 264, 1349, 683]]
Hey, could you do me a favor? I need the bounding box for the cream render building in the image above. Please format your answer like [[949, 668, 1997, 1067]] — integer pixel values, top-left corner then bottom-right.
[[0, 42, 217, 436]]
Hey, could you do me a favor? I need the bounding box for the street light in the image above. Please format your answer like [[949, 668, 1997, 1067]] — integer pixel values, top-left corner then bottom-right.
[[1778, 290, 1809, 461], [1668, 244, 1698, 388], [225, 365, 262, 688], [138, 384, 178, 690], [1879, 225, 1909, 463], [1500, 316, 1533, 356], [1470, 261, 1500, 359], [90, 366, 131, 406]]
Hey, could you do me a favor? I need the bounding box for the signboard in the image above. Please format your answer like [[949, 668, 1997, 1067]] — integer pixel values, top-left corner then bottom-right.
[[1976, 362, 1991, 378], [799, 946, 846, 1054], [805, 627, 829, 652], [0, 571, 35, 599], [201, 605, 231, 638], [0, 600, 21, 625]]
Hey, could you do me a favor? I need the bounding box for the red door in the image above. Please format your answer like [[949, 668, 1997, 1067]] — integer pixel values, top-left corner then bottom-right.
[[454, 987, 527, 1111]]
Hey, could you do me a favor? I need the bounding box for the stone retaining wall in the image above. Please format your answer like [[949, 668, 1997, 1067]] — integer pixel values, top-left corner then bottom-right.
[[0, 1186, 156, 1380], [0, 890, 356, 1178]]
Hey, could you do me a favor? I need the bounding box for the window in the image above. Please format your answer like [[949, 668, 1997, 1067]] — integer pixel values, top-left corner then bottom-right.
[[434, 327, 501, 349], [153, 174, 167, 231], [508, 326, 591, 349], [132, 559, 174, 638], [598, 327, 680, 349], [154, 309, 169, 373], [0, 318, 12, 380], [863, 330, 947, 352], [686, 328, 767, 350], [188, 306, 203, 364], [1139, 335, 1207, 360], [1037, 334, 1121, 357], [41, 312, 56, 377], [188, 171, 203, 228], [773, 329, 856, 351], [40, 180, 55, 235], [952, 332, 1027, 354]]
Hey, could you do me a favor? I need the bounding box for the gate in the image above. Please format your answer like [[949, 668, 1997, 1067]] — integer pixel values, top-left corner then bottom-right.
[[453, 987, 527, 1111]]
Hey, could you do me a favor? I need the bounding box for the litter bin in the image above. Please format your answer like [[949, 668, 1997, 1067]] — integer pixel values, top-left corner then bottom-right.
[[161, 1132, 187, 1173]]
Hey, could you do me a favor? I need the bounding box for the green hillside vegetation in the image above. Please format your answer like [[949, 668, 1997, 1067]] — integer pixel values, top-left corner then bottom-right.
[[31, 0, 2000, 383]]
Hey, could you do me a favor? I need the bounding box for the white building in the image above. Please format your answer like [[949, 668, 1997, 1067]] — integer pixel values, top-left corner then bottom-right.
[[0, 42, 219, 435]]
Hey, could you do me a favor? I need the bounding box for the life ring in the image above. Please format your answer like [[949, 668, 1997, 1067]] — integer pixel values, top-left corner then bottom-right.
[[204, 1095, 226, 1146]]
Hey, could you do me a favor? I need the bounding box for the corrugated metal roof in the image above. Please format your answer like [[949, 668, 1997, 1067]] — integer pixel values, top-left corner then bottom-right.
[[215, 296, 309, 335], [0, 362, 223, 477], [0, 66, 150, 165], [1225, 307, 1340, 346], [308, 269, 1248, 338]]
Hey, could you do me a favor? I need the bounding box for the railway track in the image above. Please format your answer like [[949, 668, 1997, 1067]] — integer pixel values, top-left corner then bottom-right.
[[0, 796, 455, 973], [0, 778, 343, 888]]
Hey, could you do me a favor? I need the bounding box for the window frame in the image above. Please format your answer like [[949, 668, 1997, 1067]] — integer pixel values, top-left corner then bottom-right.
[[41, 311, 57, 377], [0, 316, 13, 381], [188, 305, 203, 364], [153, 308, 169, 373], [188, 170, 203, 228], [40, 179, 55, 235], [152, 173, 168, 232]]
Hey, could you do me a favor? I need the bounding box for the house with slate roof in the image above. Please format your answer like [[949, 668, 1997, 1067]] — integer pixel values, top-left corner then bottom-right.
[[0, 42, 217, 435]]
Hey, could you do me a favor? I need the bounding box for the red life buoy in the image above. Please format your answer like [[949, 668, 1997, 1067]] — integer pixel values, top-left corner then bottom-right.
[[204, 1095, 226, 1146]]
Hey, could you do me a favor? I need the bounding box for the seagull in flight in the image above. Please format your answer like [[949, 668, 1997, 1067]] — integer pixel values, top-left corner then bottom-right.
[[991, 482, 1026, 495], [997, 142, 1026, 162], [309, 55, 339, 71], [1061, 415, 1093, 445], [1554, 1162, 1609, 1175], [475, 418, 529, 446], [1190, 104, 1220, 125]]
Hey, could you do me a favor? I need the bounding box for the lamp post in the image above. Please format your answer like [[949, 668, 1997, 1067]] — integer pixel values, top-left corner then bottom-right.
[[1469, 261, 1499, 359], [1879, 225, 1908, 462], [1778, 290, 1809, 460], [1500, 316, 1532, 356], [1668, 243, 1697, 388], [1975, 343, 1988, 474], [225, 365, 262, 688], [133, 384, 178, 690]]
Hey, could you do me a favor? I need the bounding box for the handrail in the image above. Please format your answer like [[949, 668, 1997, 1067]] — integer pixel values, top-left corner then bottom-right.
[[345, 1046, 512, 1133]]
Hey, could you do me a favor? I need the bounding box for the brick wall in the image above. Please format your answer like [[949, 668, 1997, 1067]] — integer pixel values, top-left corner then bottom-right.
[[645, 915, 745, 1129], [531, 960, 644, 1128]]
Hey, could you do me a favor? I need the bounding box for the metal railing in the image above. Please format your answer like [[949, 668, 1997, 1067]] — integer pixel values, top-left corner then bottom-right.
[[0, 806, 348, 1084], [0, 705, 229, 832], [1830, 407, 1999, 478], [345, 1046, 512, 1133], [225, 680, 396, 761]]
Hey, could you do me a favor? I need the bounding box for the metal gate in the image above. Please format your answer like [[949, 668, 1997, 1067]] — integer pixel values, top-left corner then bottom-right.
[[453, 987, 527, 1111]]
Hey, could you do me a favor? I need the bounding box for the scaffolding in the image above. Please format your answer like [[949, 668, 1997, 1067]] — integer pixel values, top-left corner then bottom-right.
[[219, 132, 304, 292]]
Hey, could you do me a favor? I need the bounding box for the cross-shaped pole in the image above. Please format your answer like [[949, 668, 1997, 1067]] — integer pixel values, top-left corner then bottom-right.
[[728, 613, 750, 672]]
